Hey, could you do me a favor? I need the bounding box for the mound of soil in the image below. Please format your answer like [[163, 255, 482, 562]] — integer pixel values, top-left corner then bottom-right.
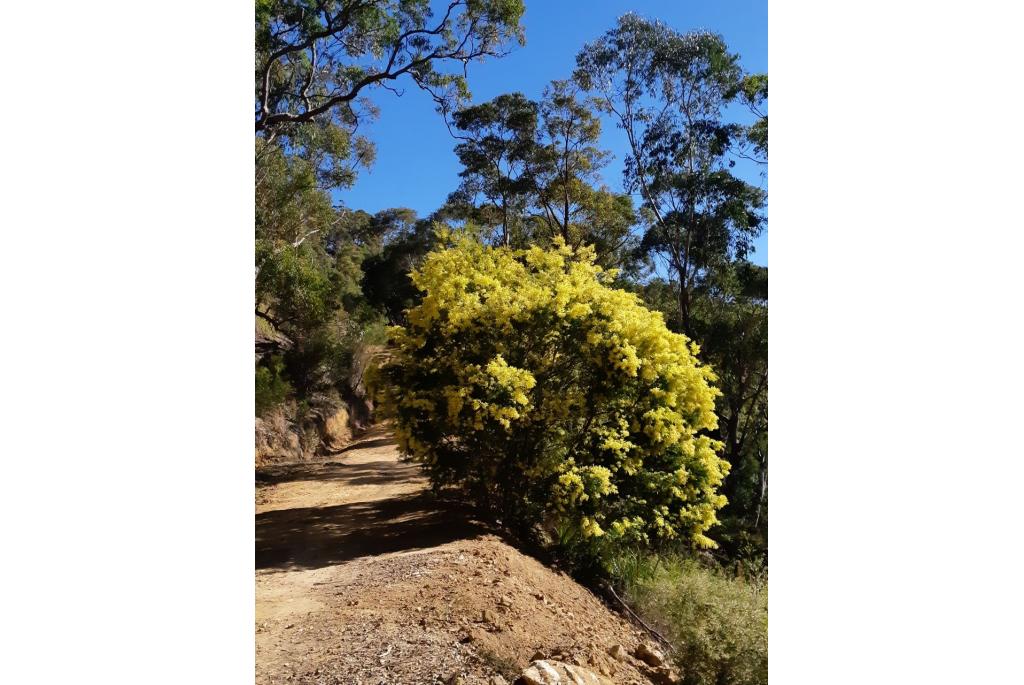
[[256, 429, 663, 685]]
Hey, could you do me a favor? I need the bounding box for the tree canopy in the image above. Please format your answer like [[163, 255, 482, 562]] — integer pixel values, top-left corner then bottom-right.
[[575, 13, 766, 335], [256, 0, 526, 191], [445, 81, 639, 271]]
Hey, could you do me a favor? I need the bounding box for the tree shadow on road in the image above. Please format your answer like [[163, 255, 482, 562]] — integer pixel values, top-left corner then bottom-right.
[[256, 459, 421, 486], [256, 491, 490, 571]]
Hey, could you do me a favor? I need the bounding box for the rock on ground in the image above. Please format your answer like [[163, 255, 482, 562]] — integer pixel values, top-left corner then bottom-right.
[[518, 659, 612, 685]]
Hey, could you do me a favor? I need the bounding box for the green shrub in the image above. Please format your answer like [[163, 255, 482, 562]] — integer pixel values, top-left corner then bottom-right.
[[256, 240, 344, 334], [255, 356, 292, 416], [378, 235, 729, 561], [614, 553, 767, 685]]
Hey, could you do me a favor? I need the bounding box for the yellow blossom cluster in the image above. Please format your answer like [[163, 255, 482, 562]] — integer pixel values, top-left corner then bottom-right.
[[376, 232, 729, 554]]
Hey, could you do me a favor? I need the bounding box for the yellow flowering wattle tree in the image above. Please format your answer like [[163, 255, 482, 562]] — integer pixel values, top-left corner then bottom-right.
[[377, 232, 729, 558]]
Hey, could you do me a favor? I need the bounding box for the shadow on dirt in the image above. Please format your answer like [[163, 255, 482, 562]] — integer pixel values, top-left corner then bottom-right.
[[256, 491, 488, 570], [256, 427, 494, 571], [331, 437, 397, 453], [256, 458, 420, 486]]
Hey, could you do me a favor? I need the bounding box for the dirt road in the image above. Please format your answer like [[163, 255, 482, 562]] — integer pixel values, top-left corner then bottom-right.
[[255, 428, 656, 685]]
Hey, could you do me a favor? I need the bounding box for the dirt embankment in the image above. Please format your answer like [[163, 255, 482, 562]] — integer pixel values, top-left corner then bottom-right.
[[256, 427, 669, 685]]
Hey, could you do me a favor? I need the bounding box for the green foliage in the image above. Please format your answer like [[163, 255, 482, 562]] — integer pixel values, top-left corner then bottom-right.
[[254, 0, 528, 419], [360, 215, 437, 323], [448, 92, 539, 244], [738, 74, 768, 161], [612, 552, 767, 685], [708, 517, 767, 574], [256, 118, 421, 399], [576, 14, 766, 334], [256, 0, 526, 188], [445, 81, 639, 271], [256, 240, 344, 334], [379, 235, 729, 562], [256, 356, 293, 415], [255, 140, 339, 244]]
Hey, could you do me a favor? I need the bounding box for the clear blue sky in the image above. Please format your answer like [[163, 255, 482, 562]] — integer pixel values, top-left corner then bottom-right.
[[338, 0, 768, 266]]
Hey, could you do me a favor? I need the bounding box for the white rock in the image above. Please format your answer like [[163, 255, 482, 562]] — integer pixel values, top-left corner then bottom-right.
[[563, 663, 603, 685], [519, 660, 562, 684], [519, 660, 609, 685]]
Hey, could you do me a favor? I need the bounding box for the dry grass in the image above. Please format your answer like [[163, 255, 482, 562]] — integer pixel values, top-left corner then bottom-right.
[[612, 552, 768, 685]]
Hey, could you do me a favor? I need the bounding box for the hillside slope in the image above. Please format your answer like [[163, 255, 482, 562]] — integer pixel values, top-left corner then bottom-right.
[[256, 428, 671, 685]]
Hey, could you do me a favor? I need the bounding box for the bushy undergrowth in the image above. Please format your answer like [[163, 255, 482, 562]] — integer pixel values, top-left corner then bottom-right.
[[255, 355, 293, 416], [378, 234, 729, 561], [611, 552, 767, 685]]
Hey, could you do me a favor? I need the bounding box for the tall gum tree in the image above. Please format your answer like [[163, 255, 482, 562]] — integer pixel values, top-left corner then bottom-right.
[[256, 0, 526, 137], [255, 0, 526, 237], [574, 13, 766, 336], [444, 81, 638, 269]]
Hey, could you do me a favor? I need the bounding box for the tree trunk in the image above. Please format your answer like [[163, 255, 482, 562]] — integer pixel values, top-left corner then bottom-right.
[[721, 408, 742, 506], [677, 278, 691, 336], [753, 448, 768, 529]]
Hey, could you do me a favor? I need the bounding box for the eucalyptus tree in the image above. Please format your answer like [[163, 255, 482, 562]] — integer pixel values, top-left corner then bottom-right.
[[445, 81, 638, 269], [532, 80, 636, 266], [256, 0, 525, 183], [575, 13, 766, 335], [447, 92, 539, 246], [738, 73, 768, 164], [254, 0, 526, 263]]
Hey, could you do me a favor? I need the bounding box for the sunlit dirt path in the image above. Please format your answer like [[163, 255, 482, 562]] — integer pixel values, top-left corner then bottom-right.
[[255, 427, 653, 685]]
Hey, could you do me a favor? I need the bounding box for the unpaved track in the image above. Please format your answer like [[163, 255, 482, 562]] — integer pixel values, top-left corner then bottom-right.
[[256, 428, 480, 572], [255, 428, 655, 685]]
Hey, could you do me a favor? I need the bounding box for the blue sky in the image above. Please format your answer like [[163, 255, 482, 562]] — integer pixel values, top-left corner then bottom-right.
[[339, 0, 767, 266]]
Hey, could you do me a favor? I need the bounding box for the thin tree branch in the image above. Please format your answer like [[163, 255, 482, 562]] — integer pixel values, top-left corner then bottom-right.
[[600, 581, 674, 649]]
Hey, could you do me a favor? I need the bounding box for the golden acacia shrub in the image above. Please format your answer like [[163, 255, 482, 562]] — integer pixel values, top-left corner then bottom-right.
[[378, 233, 729, 553]]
